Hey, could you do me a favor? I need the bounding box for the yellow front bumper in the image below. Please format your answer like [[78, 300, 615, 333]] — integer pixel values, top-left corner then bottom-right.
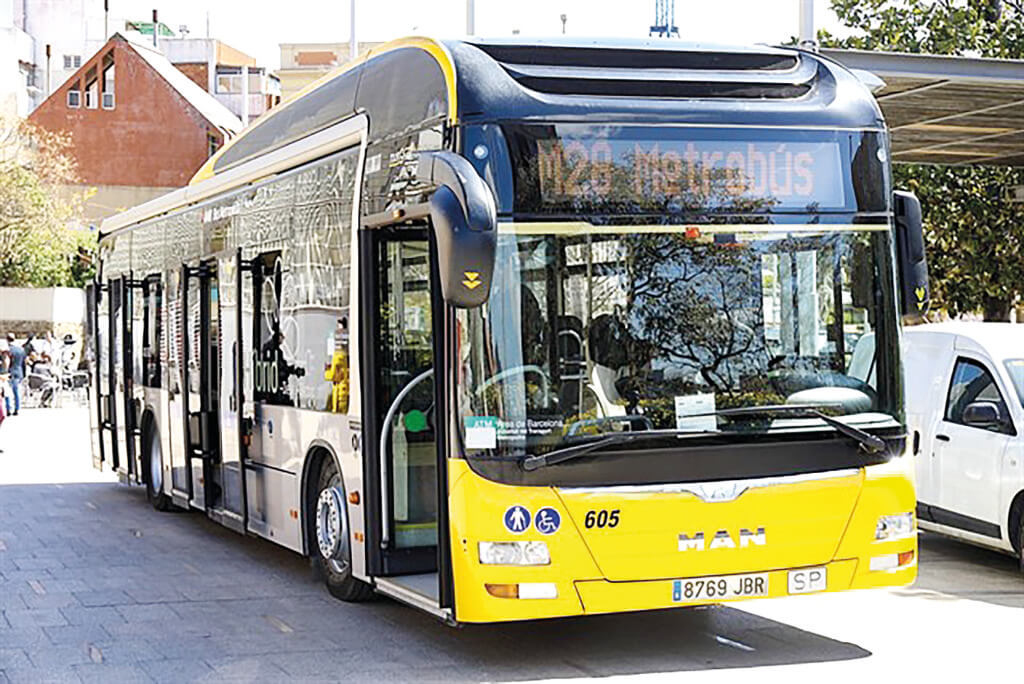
[[575, 555, 916, 615]]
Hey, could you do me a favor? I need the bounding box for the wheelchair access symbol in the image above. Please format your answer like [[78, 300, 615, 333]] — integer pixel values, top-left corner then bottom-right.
[[504, 505, 531, 534], [534, 507, 561, 535]]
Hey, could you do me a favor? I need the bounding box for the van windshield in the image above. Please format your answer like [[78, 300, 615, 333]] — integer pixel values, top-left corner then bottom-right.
[[1004, 359, 1024, 406]]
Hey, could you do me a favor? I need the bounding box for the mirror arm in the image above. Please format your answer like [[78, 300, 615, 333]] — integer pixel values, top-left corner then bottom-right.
[[416, 151, 496, 233]]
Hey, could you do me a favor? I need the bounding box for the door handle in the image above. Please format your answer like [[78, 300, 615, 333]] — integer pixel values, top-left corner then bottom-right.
[[935, 434, 950, 442]]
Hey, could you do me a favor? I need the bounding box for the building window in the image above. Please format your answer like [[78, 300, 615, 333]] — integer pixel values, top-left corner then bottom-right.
[[101, 52, 115, 109], [84, 66, 98, 109], [216, 66, 263, 94], [63, 55, 82, 70], [67, 81, 81, 108]]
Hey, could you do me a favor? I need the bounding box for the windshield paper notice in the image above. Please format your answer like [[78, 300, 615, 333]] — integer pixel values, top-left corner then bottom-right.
[[675, 393, 717, 432]]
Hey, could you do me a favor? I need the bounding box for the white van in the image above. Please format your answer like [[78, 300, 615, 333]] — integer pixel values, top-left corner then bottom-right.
[[901, 322, 1024, 567]]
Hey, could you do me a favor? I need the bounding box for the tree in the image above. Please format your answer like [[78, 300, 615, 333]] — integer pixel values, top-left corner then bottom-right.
[[821, 0, 1024, 320], [0, 118, 94, 288]]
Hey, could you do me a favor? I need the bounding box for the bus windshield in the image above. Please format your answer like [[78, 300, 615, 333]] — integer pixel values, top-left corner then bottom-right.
[[454, 124, 901, 476]]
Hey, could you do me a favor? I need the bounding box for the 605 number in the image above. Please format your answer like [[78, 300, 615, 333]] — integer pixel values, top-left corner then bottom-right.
[[584, 509, 620, 529]]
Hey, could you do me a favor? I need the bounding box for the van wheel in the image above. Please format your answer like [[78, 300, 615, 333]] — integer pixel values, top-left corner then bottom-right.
[[312, 457, 373, 602], [1017, 517, 1024, 574], [144, 426, 173, 512]]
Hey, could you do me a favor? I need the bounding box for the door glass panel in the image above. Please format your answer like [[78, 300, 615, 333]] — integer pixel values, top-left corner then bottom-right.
[[945, 359, 1010, 431], [378, 239, 436, 549]]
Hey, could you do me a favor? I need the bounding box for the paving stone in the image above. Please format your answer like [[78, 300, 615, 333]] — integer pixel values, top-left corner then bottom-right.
[[72, 590, 136, 607], [20, 592, 81, 610], [114, 604, 180, 624], [0, 667, 82, 684], [204, 656, 288, 679], [25, 644, 95, 668], [72, 663, 155, 683], [0, 649, 32, 670], [137, 658, 214, 684], [2, 608, 69, 629], [42, 623, 112, 646], [58, 605, 126, 627]]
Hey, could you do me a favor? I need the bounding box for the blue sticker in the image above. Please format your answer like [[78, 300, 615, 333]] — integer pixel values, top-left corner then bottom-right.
[[673, 580, 682, 602], [503, 505, 531, 534], [534, 507, 561, 535]]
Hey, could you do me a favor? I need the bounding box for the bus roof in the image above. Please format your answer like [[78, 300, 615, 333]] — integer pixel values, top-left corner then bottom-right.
[[191, 36, 882, 183], [103, 37, 881, 235]]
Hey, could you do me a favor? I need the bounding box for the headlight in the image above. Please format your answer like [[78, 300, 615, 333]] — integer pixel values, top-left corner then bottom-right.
[[478, 541, 550, 566], [875, 512, 914, 540]]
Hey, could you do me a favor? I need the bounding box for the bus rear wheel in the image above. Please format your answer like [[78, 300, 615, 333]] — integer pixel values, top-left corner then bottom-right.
[[313, 458, 373, 602]]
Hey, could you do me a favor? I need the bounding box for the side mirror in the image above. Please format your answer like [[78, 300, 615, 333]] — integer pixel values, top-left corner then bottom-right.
[[893, 190, 929, 321], [417, 151, 497, 308], [962, 401, 1004, 430]]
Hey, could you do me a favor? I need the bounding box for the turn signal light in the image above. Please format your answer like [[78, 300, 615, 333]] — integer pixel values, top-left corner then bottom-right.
[[898, 550, 915, 566], [485, 583, 519, 599], [484, 583, 558, 599]]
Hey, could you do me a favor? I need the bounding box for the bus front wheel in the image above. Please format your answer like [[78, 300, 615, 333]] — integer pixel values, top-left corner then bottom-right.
[[313, 458, 373, 602], [143, 424, 172, 512]]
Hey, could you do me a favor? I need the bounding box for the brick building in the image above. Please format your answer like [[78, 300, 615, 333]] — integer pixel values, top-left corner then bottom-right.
[[160, 37, 280, 126], [28, 32, 242, 225]]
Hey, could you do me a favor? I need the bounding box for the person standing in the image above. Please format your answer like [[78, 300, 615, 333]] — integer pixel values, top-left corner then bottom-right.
[[6, 333, 26, 416], [0, 337, 9, 431]]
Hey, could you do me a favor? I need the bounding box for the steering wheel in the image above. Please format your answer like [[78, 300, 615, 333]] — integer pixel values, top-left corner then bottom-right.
[[474, 365, 551, 406]]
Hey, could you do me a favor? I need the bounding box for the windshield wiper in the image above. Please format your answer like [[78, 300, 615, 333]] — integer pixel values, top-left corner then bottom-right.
[[711, 404, 888, 454], [521, 429, 716, 471], [520, 404, 888, 471]]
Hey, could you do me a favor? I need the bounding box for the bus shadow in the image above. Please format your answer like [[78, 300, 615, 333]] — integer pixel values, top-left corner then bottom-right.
[[371, 601, 871, 679]]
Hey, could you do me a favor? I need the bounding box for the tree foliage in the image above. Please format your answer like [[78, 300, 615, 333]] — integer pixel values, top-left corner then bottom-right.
[[822, 0, 1024, 320], [0, 118, 94, 288]]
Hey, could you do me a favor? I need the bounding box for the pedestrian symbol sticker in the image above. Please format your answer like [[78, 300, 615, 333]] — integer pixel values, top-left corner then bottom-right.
[[504, 505, 531, 534], [535, 507, 561, 535]]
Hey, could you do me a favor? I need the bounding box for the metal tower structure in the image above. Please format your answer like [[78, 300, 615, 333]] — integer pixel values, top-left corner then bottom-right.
[[649, 0, 679, 38]]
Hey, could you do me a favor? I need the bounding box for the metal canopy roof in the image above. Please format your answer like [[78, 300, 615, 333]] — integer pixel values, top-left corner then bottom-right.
[[823, 48, 1024, 166]]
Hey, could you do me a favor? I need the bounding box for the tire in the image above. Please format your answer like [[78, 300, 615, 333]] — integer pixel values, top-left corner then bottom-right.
[[312, 457, 373, 602], [1017, 515, 1024, 575], [143, 424, 173, 512]]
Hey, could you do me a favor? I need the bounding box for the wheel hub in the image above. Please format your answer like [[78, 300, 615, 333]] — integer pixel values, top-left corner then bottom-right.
[[315, 486, 346, 561]]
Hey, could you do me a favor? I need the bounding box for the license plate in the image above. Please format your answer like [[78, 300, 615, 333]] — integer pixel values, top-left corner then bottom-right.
[[787, 566, 827, 594], [672, 572, 769, 602]]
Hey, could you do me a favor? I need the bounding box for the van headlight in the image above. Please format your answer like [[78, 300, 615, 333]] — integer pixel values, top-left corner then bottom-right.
[[875, 513, 914, 540], [478, 541, 550, 566]]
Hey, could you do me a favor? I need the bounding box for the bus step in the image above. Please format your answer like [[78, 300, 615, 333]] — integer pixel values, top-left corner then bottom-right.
[[208, 508, 245, 534]]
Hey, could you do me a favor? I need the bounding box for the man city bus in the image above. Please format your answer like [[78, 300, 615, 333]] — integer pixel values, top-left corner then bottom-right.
[[89, 37, 927, 624]]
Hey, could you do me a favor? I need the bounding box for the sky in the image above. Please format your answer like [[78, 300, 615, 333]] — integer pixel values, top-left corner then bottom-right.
[[108, 0, 849, 70]]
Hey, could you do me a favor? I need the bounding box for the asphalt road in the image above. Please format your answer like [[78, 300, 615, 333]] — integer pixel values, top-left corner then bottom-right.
[[1, 407, 1022, 682]]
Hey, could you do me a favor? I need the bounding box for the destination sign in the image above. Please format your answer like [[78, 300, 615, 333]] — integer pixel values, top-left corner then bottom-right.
[[530, 135, 847, 211]]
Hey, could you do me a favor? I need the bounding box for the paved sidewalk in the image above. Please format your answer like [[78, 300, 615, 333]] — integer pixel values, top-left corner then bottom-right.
[[0, 408, 872, 683], [3, 407, 1022, 682]]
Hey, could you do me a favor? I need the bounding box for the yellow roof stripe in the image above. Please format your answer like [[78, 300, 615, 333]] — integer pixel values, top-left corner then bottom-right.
[[190, 36, 457, 185]]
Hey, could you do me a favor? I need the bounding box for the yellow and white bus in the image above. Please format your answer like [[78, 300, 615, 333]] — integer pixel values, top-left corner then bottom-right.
[[89, 37, 927, 624]]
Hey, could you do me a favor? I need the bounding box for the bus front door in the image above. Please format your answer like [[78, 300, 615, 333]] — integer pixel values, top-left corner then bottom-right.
[[363, 228, 448, 611]]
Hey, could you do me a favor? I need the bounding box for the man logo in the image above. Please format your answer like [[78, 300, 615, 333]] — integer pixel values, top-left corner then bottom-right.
[[678, 527, 766, 551]]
